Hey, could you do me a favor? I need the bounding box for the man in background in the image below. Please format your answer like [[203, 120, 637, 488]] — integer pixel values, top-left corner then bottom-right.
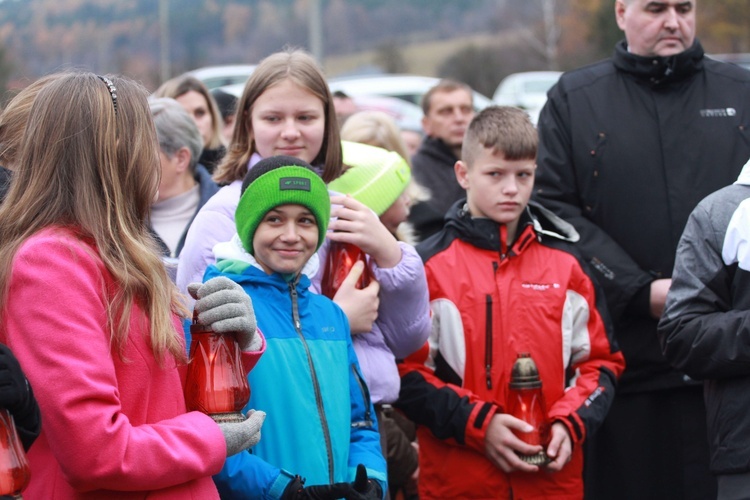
[[407, 79, 474, 241], [534, 1, 750, 498], [333, 90, 358, 127]]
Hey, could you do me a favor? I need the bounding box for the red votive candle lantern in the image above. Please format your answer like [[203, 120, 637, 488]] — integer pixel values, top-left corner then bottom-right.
[[185, 311, 250, 423], [320, 241, 372, 299], [507, 352, 551, 466]]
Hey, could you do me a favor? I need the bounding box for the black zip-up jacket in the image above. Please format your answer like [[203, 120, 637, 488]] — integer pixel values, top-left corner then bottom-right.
[[534, 39, 750, 392]]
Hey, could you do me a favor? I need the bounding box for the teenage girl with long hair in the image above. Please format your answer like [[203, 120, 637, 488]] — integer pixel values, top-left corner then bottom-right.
[[0, 72, 265, 498]]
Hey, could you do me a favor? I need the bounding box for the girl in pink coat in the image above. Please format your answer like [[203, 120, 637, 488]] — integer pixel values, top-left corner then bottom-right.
[[0, 72, 265, 499]]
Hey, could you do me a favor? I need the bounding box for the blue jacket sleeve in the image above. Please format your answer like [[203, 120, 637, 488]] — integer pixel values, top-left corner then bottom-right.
[[213, 451, 294, 500]]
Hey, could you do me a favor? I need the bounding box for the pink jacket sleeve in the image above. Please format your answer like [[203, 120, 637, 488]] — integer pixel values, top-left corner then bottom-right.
[[4, 231, 227, 492]]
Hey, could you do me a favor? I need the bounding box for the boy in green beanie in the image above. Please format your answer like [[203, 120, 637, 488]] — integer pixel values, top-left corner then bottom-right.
[[204, 155, 387, 499]]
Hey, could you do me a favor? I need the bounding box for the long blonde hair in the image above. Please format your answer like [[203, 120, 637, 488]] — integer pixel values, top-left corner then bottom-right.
[[214, 48, 342, 185], [0, 72, 187, 362], [340, 110, 413, 168]]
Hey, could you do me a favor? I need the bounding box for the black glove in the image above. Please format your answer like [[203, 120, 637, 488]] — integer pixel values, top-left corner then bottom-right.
[[0, 343, 41, 450], [281, 475, 352, 500], [0, 343, 29, 413], [344, 464, 382, 500]]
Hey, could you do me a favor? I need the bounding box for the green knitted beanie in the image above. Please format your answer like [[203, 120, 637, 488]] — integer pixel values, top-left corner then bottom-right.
[[328, 141, 411, 216], [236, 156, 330, 255]]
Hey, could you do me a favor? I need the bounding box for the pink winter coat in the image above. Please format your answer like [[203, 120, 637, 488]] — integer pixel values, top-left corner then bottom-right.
[[0, 226, 263, 499]]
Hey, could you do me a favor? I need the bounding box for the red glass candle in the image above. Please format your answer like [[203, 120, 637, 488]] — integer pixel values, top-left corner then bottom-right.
[[321, 241, 372, 299], [0, 409, 30, 497], [185, 312, 251, 423], [506, 352, 551, 466]]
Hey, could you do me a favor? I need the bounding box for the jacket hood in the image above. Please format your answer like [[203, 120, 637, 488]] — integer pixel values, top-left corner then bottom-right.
[[443, 199, 578, 251], [735, 157, 750, 186], [613, 38, 704, 86]]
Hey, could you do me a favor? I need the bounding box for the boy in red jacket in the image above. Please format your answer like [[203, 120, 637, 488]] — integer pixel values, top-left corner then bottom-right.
[[397, 106, 625, 499]]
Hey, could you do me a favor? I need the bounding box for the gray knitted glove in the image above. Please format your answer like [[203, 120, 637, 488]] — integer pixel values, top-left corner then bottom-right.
[[187, 277, 260, 351], [218, 410, 266, 456]]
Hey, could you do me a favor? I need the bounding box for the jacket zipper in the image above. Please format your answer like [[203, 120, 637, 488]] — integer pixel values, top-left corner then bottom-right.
[[288, 281, 335, 484], [487, 261, 499, 391], [351, 365, 374, 428], [485, 293, 493, 390]]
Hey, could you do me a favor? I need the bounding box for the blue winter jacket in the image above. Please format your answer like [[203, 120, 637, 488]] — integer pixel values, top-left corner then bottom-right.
[[205, 253, 387, 499]]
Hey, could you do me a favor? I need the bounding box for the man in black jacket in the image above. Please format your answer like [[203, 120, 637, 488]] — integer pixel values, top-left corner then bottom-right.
[[534, 1, 750, 498], [407, 80, 473, 241]]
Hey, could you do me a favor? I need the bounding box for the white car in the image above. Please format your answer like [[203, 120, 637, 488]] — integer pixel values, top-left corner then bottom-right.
[[492, 71, 562, 124], [184, 64, 257, 90], [327, 74, 494, 112]]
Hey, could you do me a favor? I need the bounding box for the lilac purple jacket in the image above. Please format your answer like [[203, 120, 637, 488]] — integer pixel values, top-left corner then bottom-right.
[[315, 240, 431, 404]]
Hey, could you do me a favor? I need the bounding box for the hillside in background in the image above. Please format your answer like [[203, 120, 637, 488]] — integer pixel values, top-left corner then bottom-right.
[[0, 0, 748, 96], [0, 0, 499, 88]]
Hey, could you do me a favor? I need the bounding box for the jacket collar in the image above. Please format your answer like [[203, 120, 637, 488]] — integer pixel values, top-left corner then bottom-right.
[[212, 234, 318, 290], [444, 199, 579, 254], [418, 136, 460, 165], [613, 38, 704, 87]]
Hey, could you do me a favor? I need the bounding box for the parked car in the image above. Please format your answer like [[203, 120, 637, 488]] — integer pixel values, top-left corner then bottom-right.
[[327, 74, 494, 112], [492, 71, 562, 124], [184, 64, 257, 90]]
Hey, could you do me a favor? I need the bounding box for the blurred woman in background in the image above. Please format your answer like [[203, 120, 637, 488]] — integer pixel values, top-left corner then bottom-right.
[[154, 74, 227, 174]]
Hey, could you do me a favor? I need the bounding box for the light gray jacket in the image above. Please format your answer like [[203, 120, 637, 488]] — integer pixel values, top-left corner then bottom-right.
[[658, 158, 750, 474]]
